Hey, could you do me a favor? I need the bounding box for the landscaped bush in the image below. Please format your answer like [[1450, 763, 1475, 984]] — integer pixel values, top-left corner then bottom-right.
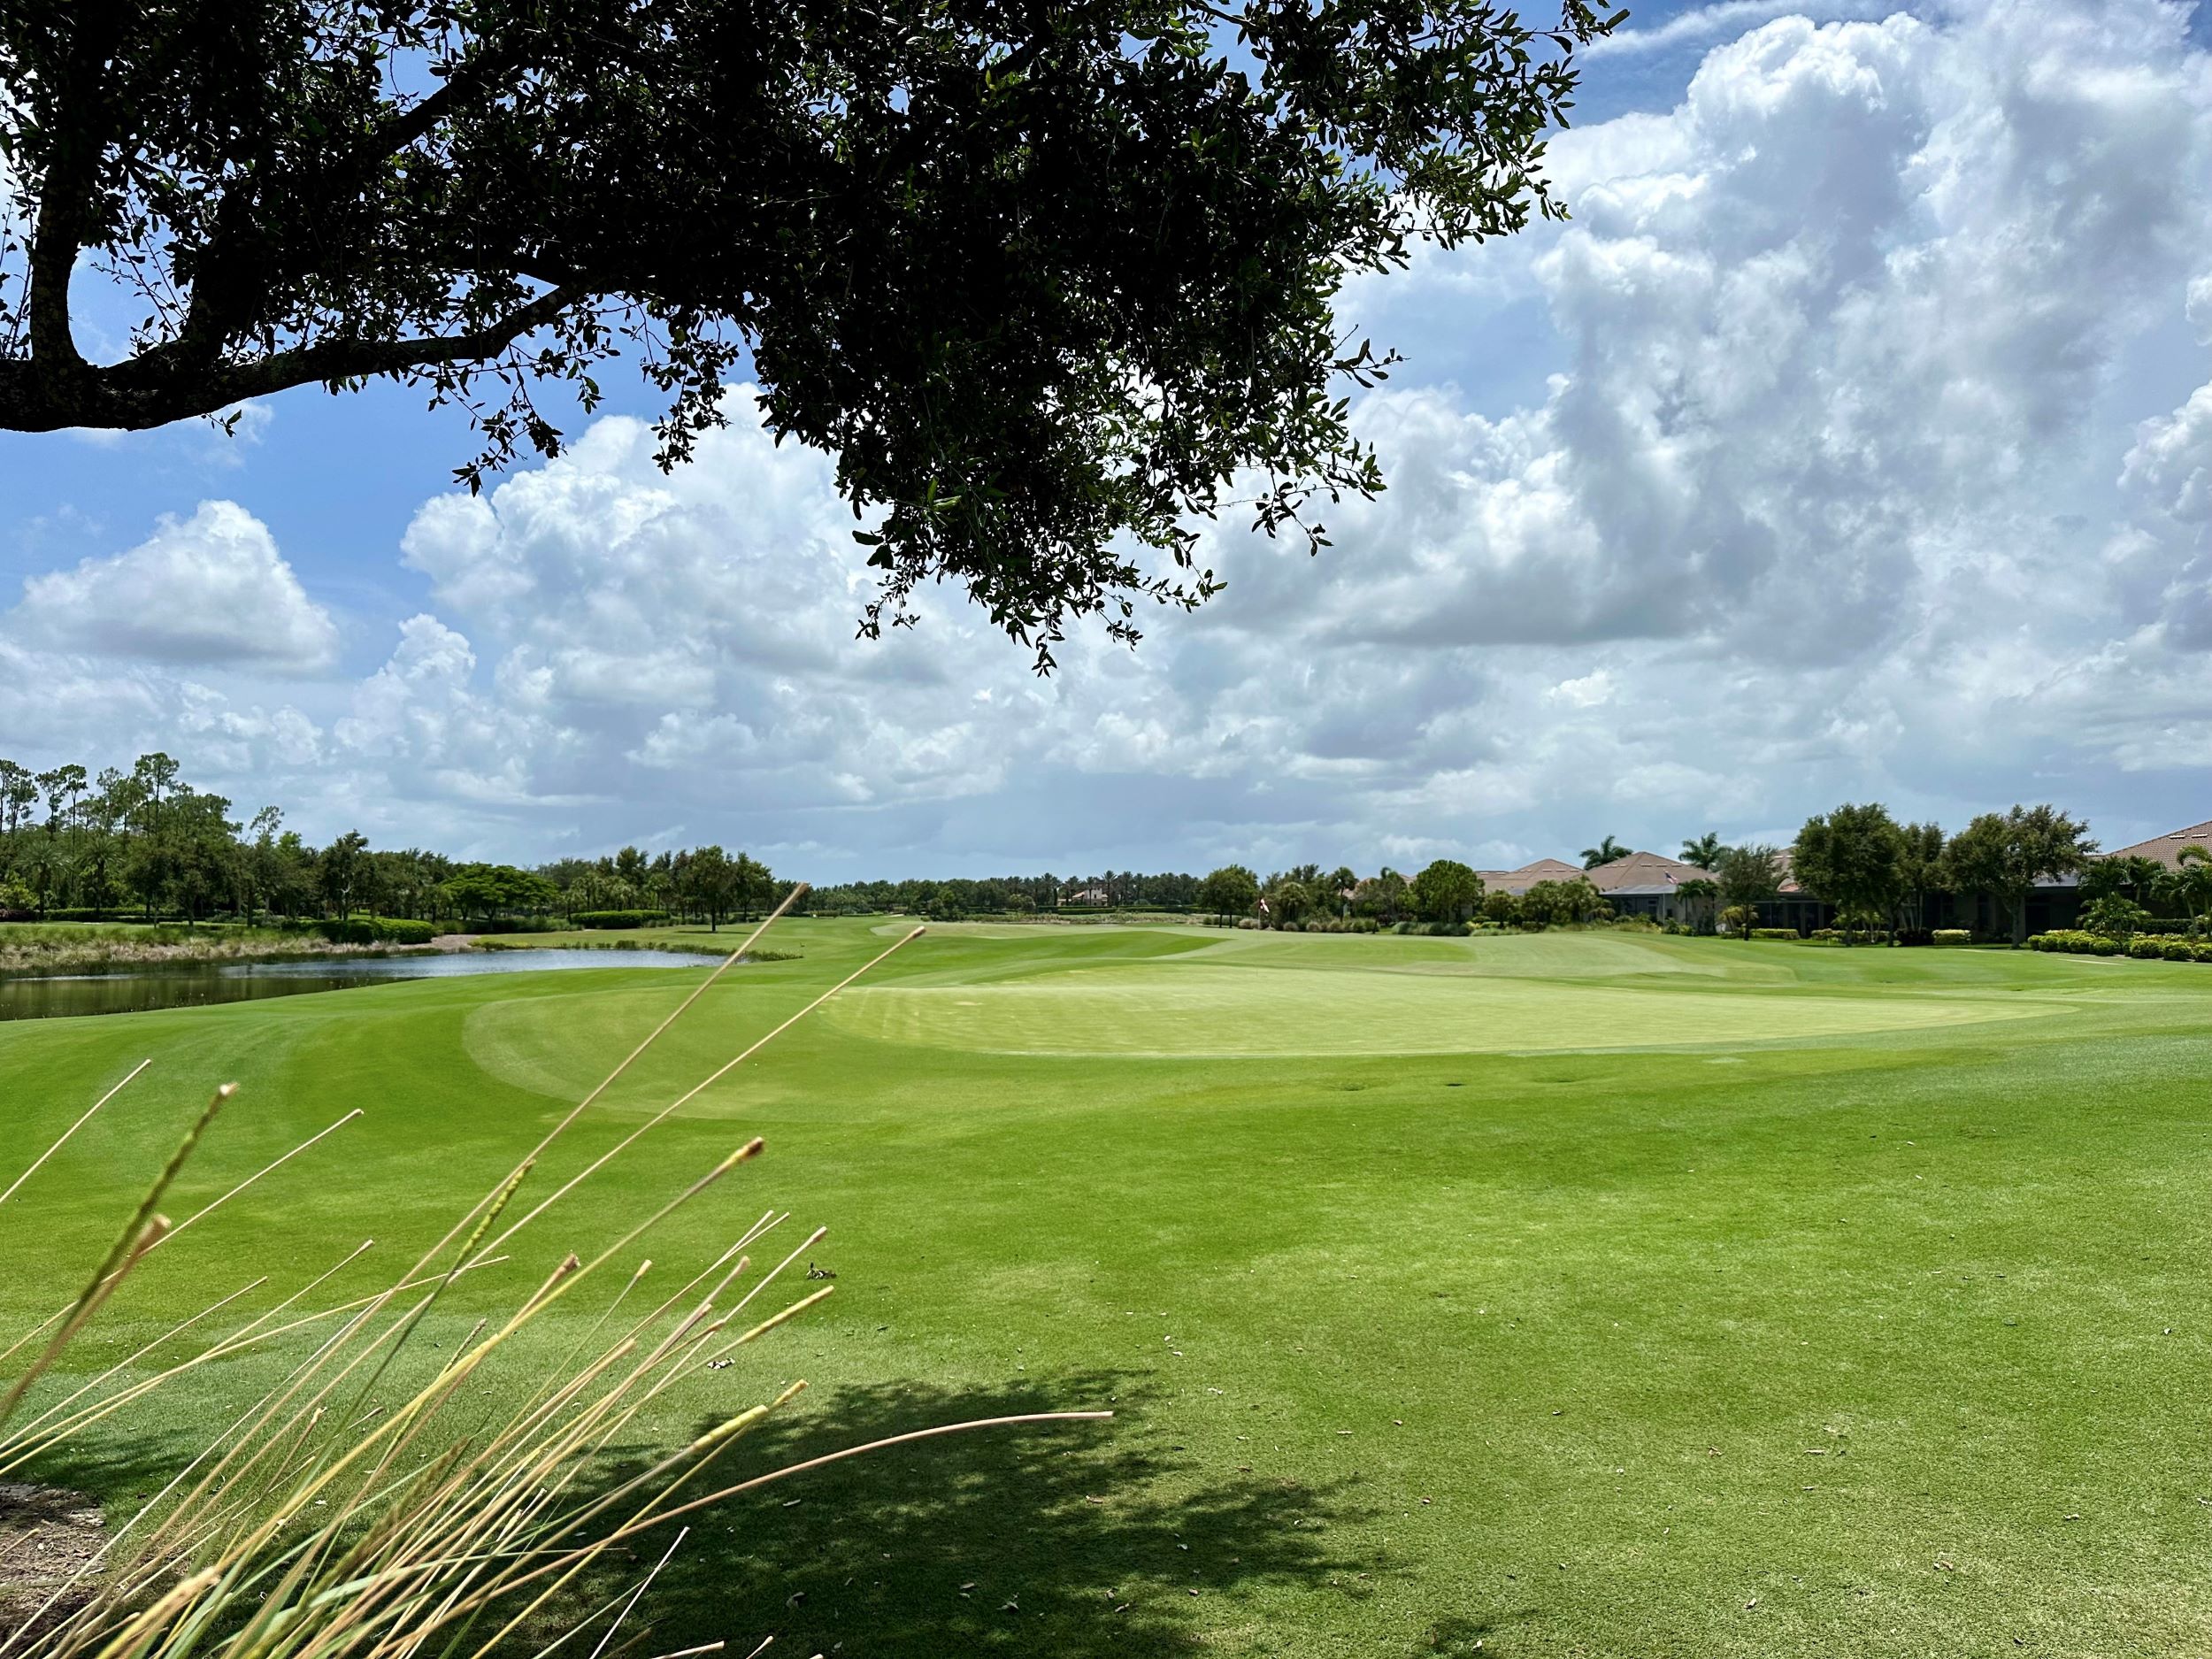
[[571, 909, 671, 930], [306, 915, 440, 945], [2162, 939, 2197, 961], [2127, 936, 2167, 959], [1932, 929, 1973, 946], [1749, 927, 1801, 941], [2030, 929, 2125, 956]]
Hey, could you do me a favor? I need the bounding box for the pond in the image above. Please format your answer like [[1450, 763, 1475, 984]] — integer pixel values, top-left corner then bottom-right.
[[0, 949, 715, 1022]]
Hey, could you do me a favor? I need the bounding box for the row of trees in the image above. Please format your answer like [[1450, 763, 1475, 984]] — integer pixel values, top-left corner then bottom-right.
[[1560, 807, 2197, 944], [0, 753, 782, 932], [0, 756, 1532, 934], [1770, 802, 2180, 944], [536, 847, 780, 930], [1193, 860, 1615, 930], [806, 871, 1204, 917], [9, 754, 2195, 947], [1194, 861, 1488, 927]]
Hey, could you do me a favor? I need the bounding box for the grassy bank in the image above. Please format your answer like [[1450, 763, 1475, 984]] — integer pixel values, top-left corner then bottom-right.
[[0, 921, 445, 978], [4, 921, 2208, 1656]]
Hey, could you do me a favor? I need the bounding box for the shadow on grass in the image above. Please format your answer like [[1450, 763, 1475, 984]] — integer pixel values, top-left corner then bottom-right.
[[12, 1428, 182, 1516], [561, 1371, 1374, 1657]]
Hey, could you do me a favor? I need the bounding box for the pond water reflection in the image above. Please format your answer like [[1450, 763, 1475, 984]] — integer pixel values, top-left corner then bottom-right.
[[0, 949, 714, 1021]]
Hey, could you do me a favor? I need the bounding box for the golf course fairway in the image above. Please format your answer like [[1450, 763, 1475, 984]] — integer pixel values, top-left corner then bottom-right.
[[3, 920, 2208, 1657]]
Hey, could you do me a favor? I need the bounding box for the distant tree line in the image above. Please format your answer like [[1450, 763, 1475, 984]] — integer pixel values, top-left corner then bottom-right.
[[0, 752, 781, 932], [5, 755, 2194, 947], [806, 871, 1204, 917]]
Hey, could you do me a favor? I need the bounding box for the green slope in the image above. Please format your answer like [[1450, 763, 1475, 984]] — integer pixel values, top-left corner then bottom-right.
[[3, 921, 2208, 1657]]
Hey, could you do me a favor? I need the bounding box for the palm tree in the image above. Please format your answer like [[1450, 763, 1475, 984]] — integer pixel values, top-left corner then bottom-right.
[[1581, 834, 1627, 870], [1679, 832, 1724, 870], [2162, 843, 2212, 927]]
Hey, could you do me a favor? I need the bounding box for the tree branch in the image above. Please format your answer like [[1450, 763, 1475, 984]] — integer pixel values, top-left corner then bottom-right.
[[225, 282, 588, 396], [0, 283, 588, 432], [24, 3, 125, 379], [372, 38, 534, 157]]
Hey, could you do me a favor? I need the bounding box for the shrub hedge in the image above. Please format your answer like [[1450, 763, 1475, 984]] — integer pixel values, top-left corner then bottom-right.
[[2030, 929, 2212, 961], [305, 917, 441, 946], [2029, 929, 2116, 955], [1749, 927, 1801, 941], [570, 910, 671, 930], [1932, 929, 1973, 946]]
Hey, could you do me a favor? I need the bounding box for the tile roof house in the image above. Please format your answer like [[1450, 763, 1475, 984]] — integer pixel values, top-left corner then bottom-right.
[[1473, 858, 1584, 895], [1476, 850, 1720, 921], [1947, 818, 2211, 934], [2103, 819, 2212, 871], [1583, 850, 1719, 920], [1470, 816, 2208, 936]]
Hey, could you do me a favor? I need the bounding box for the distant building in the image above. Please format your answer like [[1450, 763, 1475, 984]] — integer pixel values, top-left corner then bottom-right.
[[1476, 851, 1714, 922], [2104, 818, 2212, 871], [1473, 858, 1584, 895], [1472, 815, 2212, 935], [1584, 850, 1717, 922], [1063, 886, 1112, 907]]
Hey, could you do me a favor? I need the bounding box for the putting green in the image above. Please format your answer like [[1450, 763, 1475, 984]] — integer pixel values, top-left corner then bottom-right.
[[819, 958, 2051, 1055], [12, 918, 2210, 1659]]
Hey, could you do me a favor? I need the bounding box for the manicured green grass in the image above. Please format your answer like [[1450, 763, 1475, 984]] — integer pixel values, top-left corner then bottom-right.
[[4, 922, 2209, 1656]]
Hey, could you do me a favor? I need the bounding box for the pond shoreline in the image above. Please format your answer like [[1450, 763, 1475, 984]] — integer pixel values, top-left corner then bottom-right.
[[0, 938, 449, 981], [0, 931, 803, 986], [470, 936, 784, 959], [0, 947, 726, 1021]]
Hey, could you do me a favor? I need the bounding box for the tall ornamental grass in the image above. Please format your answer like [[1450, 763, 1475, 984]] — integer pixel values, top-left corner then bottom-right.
[[0, 887, 1103, 1656]]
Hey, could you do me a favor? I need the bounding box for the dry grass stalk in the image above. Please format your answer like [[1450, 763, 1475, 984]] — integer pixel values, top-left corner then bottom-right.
[[0, 887, 1108, 1657]]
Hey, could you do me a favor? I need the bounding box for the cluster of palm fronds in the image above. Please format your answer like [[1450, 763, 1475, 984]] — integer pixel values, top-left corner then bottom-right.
[[0, 890, 1102, 1658]]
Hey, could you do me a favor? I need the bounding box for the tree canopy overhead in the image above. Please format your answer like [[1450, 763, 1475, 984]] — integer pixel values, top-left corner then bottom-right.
[[0, 0, 1614, 667]]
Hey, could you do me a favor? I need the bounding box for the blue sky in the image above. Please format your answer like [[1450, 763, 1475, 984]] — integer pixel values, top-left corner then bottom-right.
[[4, 0, 2211, 879]]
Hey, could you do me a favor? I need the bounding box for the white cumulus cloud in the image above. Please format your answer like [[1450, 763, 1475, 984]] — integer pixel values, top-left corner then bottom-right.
[[11, 501, 338, 670], [5, 0, 2212, 869]]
